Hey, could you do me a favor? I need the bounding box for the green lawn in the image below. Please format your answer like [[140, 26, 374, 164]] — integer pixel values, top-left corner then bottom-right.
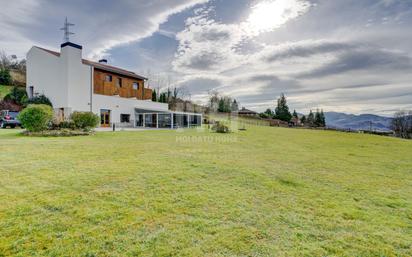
[[0, 85, 13, 99], [0, 127, 411, 256]]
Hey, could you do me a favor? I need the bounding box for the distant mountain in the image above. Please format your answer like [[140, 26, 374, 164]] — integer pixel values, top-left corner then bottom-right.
[[324, 112, 393, 131]]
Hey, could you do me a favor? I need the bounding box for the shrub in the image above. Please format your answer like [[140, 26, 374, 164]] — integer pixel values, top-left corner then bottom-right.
[[70, 112, 99, 131], [59, 120, 77, 130], [0, 68, 11, 85], [18, 104, 53, 132], [26, 94, 52, 107], [4, 86, 28, 106], [212, 121, 231, 133]]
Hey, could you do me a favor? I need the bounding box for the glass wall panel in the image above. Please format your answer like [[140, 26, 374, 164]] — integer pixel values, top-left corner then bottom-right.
[[144, 114, 157, 128], [173, 114, 186, 128], [135, 114, 144, 127], [158, 113, 172, 128], [190, 115, 202, 127]]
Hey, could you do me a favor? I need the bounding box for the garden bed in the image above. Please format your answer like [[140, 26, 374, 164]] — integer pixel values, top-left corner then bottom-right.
[[22, 129, 93, 137]]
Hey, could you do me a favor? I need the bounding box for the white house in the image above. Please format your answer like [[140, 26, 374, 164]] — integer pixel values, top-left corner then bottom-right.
[[26, 42, 202, 128]]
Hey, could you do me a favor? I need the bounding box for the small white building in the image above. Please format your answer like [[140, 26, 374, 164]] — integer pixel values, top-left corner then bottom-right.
[[26, 42, 202, 128]]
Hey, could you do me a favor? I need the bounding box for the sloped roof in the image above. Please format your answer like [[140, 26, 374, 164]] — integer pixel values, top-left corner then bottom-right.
[[34, 46, 147, 80], [237, 107, 258, 114]]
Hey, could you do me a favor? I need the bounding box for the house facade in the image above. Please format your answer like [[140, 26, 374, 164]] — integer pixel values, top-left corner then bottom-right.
[[26, 42, 202, 128]]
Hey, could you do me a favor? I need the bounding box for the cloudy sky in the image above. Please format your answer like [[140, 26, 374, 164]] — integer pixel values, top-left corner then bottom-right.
[[1, 0, 411, 115]]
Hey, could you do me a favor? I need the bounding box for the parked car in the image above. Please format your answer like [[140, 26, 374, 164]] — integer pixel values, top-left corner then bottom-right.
[[0, 110, 22, 128]]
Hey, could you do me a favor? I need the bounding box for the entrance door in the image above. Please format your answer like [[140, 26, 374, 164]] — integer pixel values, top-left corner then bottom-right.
[[100, 109, 111, 127]]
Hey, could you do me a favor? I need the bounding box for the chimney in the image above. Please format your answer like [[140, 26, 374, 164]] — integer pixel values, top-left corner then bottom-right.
[[99, 59, 108, 64], [60, 42, 83, 63]]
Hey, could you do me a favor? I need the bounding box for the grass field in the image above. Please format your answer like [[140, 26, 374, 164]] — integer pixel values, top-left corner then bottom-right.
[[0, 126, 411, 256], [0, 85, 13, 99]]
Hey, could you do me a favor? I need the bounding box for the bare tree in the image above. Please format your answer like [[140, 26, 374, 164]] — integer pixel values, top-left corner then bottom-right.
[[0, 51, 11, 70], [392, 110, 412, 139], [208, 90, 220, 112]]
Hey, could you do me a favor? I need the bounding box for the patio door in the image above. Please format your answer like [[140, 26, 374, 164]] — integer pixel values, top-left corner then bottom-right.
[[100, 109, 111, 127]]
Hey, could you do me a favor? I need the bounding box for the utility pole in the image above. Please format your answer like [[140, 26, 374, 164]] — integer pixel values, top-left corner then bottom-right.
[[60, 17, 75, 42]]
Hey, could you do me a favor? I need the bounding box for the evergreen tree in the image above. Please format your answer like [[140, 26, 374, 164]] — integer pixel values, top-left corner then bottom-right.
[[300, 115, 306, 124], [307, 110, 315, 127], [315, 109, 322, 127], [0, 68, 11, 85], [159, 92, 167, 103], [320, 109, 326, 127], [264, 108, 274, 118], [293, 109, 298, 119], [218, 98, 225, 113], [231, 99, 239, 112], [274, 93, 292, 122], [166, 88, 171, 102], [152, 89, 157, 102], [217, 96, 232, 113]]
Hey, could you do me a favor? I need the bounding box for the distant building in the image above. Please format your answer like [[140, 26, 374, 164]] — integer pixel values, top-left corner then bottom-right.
[[236, 107, 258, 117]]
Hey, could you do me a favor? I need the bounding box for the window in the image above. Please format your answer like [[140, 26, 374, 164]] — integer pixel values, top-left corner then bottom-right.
[[117, 78, 122, 87], [133, 82, 139, 90], [120, 114, 130, 123], [105, 75, 112, 82], [29, 86, 34, 98]]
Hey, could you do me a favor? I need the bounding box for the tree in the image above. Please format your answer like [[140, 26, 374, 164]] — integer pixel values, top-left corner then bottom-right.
[[307, 110, 315, 126], [231, 99, 239, 112], [314, 109, 326, 127], [3, 86, 27, 106], [208, 90, 220, 113], [320, 109, 326, 127], [218, 98, 226, 113], [259, 108, 274, 119], [0, 68, 11, 85], [207, 91, 236, 113], [274, 93, 292, 122], [392, 110, 412, 139], [152, 89, 157, 102], [169, 86, 189, 110], [300, 115, 306, 124], [314, 109, 322, 127], [265, 108, 274, 117], [293, 109, 298, 119]]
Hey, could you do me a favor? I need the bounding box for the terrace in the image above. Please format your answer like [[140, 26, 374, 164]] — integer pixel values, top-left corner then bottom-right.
[[134, 108, 202, 129]]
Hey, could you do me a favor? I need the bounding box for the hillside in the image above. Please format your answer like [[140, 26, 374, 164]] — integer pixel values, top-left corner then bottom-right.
[[0, 127, 411, 256], [325, 112, 393, 131], [10, 69, 26, 87], [0, 85, 13, 99]]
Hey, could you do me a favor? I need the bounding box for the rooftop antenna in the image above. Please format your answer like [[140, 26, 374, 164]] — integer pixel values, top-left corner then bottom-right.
[[60, 17, 75, 42]]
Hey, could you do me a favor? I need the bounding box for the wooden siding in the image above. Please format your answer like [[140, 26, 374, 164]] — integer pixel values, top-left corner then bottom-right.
[[93, 69, 152, 100], [143, 88, 152, 100]]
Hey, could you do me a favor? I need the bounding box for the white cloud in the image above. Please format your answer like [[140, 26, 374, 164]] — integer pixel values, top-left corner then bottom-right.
[[0, 0, 210, 58], [0, 0, 40, 57], [171, 0, 412, 115], [245, 0, 311, 35]]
